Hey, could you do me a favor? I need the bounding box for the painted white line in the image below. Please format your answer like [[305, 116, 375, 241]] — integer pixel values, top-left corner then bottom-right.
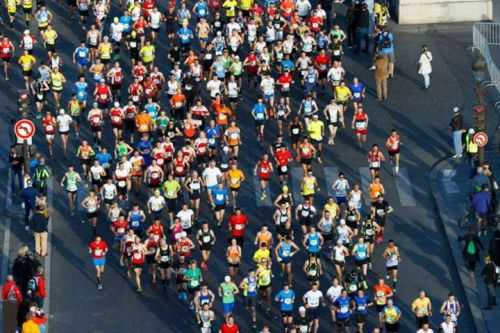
[[359, 167, 371, 206], [441, 168, 460, 194], [395, 168, 417, 207], [290, 167, 303, 204], [44, 176, 53, 329], [324, 166, 339, 198], [253, 175, 272, 207]]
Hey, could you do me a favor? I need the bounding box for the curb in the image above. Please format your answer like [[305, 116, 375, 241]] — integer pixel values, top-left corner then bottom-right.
[[394, 22, 473, 34], [428, 157, 488, 333]]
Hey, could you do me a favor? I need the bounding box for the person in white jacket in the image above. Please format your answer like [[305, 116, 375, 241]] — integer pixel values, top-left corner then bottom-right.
[[418, 45, 433, 89]]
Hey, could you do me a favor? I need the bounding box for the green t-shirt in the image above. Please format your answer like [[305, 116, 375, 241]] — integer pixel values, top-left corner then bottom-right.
[[185, 268, 202, 289], [220, 282, 237, 304]]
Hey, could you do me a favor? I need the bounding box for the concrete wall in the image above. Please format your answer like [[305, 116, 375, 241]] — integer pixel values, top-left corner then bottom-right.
[[393, 0, 492, 24]]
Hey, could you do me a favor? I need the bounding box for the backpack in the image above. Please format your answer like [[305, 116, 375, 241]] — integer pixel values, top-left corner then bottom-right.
[[26, 277, 38, 296], [466, 240, 477, 255], [380, 33, 392, 49]]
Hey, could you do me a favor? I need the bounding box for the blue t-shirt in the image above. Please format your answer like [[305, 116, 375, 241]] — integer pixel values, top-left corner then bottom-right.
[[280, 59, 295, 72], [193, 1, 209, 17], [353, 295, 370, 315], [74, 81, 88, 102], [306, 233, 321, 253], [95, 152, 112, 167], [335, 296, 351, 320], [136, 139, 153, 166], [178, 27, 193, 45], [120, 16, 132, 33], [276, 289, 295, 312], [211, 188, 228, 205], [252, 103, 266, 120], [129, 211, 144, 230], [74, 47, 90, 66], [349, 82, 365, 100]]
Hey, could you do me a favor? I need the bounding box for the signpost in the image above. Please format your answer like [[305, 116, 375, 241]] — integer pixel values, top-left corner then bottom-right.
[[473, 131, 488, 147], [14, 119, 35, 174]]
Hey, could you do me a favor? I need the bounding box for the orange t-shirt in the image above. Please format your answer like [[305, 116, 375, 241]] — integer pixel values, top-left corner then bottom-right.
[[216, 106, 232, 126], [136, 113, 152, 132], [369, 183, 384, 200], [171, 94, 186, 108]]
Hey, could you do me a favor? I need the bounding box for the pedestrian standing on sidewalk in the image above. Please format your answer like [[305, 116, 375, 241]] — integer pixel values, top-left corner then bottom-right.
[[481, 256, 497, 309], [30, 203, 49, 257], [1, 275, 23, 333], [21, 179, 38, 231], [373, 54, 389, 101], [449, 107, 464, 159], [9, 146, 24, 193], [458, 227, 483, 271], [417, 45, 433, 89]]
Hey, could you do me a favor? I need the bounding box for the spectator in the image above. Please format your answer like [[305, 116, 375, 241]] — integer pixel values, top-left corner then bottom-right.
[[449, 107, 464, 159], [28, 266, 47, 308], [21, 179, 38, 231], [12, 246, 40, 296], [480, 256, 497, 310], [417, 45, 433, 89], [373, 54, 389, 101], [464, 128, 479, 169], [355, 3, 370, 53], [31, 204, 49, 257], [489, 224, 500, 267], [8, 146, 24, 193], [375, 27, 395, 78], [472, 184, 492, 235], [1, 275, 23, 333], [458, 227, 483, 271]]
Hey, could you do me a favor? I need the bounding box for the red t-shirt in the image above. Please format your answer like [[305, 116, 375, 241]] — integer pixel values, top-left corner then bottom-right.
[[89, 241, 108, 259], [229, 214, 248, 238], [275, 149, 292, 167], [220, 323, 239, 333]]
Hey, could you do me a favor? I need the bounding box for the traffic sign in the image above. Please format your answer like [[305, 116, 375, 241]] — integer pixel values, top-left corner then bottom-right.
[[473, 131, 488, 147], [14, 119, 36, 140]]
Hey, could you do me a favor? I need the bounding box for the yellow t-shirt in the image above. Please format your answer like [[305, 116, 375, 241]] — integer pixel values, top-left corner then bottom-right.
[[302, 177, 316, 196], [51, 72, 65, 90], [253, 248, 270, 264], [44, 29, 57, 44], [335, 86, 352, 102], [239, 0, 254, 10], [307, 120, 324, 141], [227, 169, 244, 189], [411, 297, 431, 317], [223, 0, 238, 17], [324, 202, 340, 217], [98, 43, 112, 60], [140, 45, 155, 63], [19, 54, 35, 71]]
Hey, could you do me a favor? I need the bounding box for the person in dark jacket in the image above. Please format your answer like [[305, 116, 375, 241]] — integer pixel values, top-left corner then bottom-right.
[[458, 227, 483, 271], [20, 179, 38, 231], [30, 204, 49, 257], [472, 185, 492, 236], [449, 107, 464, 158], [355, 2, 370, 53], [11, 246, 40, 297], [489, 225, 500, 267], [481, 256, 497, 309]]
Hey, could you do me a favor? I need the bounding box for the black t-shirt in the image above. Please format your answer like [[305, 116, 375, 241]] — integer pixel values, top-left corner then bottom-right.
[[372, 200, 390, 221], [9, 153, 23, 171]]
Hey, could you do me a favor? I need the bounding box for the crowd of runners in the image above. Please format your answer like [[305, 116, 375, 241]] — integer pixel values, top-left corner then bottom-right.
[[1, 0, 467, 332]]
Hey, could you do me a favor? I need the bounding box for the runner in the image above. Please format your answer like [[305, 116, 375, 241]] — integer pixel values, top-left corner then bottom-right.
[[385, 129, 401, 176], [60, 165, 82, 215], [88, 235, 108, 290]]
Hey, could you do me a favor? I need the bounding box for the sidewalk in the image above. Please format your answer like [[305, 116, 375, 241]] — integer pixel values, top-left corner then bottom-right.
[[430, 152, 500, 333]]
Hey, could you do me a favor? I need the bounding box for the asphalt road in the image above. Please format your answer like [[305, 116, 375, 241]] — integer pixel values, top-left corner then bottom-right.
[[0, 2, 479, 333]]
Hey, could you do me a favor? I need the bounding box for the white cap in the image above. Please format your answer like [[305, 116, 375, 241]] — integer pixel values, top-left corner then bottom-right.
[[339, 219, 346, 225], [453, 106, 460, 113], [224, 275, 231, 283], [24, 30, 30, 35], [59, 108, 65, 114], [114, 101, 120, 107], [468, 128, 475, 134], [299, 306, 306, 312]]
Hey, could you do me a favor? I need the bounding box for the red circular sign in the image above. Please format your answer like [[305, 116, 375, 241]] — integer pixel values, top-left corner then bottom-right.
[[473, 131, 488, 147], [14, 119, 36, 140]]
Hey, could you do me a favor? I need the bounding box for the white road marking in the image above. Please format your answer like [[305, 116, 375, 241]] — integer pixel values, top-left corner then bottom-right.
[[290, 167, 304, 204], [324, 166, 339, 198], [395, 168, 417, 207], [359, 167, 372, 206]]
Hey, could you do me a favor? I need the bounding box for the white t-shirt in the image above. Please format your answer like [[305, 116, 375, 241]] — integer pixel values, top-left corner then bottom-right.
[[326, 285, 343, 304], [304, 290, 323, 308], [440, 322, 455, 333], [148, 196, 165, 211], [417, 329, 434, 333], [260, 77, 275, 95], [202, 167, 222, 187], [57, 114, 73, 132], [177, 209, 194, 229], [102, 183, 117, 200]]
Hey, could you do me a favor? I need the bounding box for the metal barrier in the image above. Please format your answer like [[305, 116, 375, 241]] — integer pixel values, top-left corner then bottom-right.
[[473, 22, 500, 91]]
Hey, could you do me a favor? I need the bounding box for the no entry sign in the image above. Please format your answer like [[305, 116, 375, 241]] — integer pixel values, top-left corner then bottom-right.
[[14, 119, 36, 140]]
